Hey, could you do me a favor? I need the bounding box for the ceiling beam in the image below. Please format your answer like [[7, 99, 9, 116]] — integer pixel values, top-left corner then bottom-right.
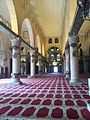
[[70, 0, 90, 35], [70, 2, 84, 35]]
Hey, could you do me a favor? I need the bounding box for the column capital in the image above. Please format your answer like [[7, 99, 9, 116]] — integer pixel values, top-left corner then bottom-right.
[[38, 55, 42, 60], [69, 35, 78, 47], [11, 38, 21, 49], [30, 52, 35, 58]]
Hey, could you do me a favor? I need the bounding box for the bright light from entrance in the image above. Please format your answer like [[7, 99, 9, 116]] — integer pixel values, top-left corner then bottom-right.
[[54, 66, 58, 73]]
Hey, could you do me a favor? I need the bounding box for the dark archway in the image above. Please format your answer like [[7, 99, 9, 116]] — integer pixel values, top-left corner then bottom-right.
[[47, 46, 63, 73]]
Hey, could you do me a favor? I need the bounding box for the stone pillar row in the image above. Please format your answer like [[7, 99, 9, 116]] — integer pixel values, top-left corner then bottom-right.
[[11, 38, 36, 82], [11, 38, 46, 82]]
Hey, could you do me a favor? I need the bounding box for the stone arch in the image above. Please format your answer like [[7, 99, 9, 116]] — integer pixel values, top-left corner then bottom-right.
[[21, 18, 35, 75], [0, 32, 10, 75], [21, 18, 34, 47], [0, 0, 18, 33]]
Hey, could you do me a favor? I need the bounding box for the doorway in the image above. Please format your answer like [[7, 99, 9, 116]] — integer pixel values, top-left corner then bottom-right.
[[54, 66, 58, 73]]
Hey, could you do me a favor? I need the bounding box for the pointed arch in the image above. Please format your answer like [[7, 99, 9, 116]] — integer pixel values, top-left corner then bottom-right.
[[21, 18, 34, 47], [0, 0, 18, 33], [6, 0, 18, 33]]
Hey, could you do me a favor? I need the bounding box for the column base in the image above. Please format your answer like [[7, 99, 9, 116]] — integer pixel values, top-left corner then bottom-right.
[[65, 74, 70, 80], [87, 103, 90, 112], [10, 77, 19, 84], [11, 73, 21, 84], [64, 71, 70, 80], [27, 75, 34, 78], [88, 91, 90, 96], [69, 79, 82, 85]]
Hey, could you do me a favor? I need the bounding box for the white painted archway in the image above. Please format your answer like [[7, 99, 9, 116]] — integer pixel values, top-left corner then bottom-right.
[[21, 18, 35, 76], [21, 18, 34, 47], [0, 0, 18, 33]]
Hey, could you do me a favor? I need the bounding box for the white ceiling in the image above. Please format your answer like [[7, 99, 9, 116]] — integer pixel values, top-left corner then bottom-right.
[[30, 0, 66, 37], [0, 0, 78, 54], [29, 0, 77, 53]]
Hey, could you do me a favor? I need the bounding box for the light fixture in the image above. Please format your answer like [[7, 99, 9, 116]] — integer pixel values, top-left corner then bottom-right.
[[57, 58, 60, 61], [57, 48, 59, 51], [51, 54, 54, 57], [36, 61, 39, 66], [57, 54, 60, 57], [53, 61, 57, 66], [51, 49, 54, 52]]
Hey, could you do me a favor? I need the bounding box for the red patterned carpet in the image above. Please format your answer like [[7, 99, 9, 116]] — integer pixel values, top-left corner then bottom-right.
[[0, 75, 90, 119]]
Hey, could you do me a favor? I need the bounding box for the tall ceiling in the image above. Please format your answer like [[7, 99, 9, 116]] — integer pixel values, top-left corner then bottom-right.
[[29, 0, 77, 52], [0, 0, 78, 54], [30, 0, 66, 37], [29, 0, 77, 38]]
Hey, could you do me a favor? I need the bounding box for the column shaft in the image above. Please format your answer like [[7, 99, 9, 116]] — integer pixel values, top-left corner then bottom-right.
[[38, 56, 42, 73], [12, 48, 20, 74], [30, 51, 35, 76], [65, 48, 70, 79], [11, 38, 21, 82], [69, 35, 79, 84], [65, 50, 69, 72]]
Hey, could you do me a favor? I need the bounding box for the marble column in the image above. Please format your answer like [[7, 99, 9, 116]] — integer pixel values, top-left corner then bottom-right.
[[65, 48, 70, 80], [11, 38, 21, 82], [30, 51, 35, 77], [64, 58, 66, 75], [45, 64, 47, 73], [83, 57, 88, 74], [0, 67, 1, 76], [69, 35, 79, 84], [38, 56, 42, 74]]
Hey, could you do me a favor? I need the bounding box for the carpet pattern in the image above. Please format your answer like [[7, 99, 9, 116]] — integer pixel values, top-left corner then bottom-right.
[[0, 75, 90, 119]]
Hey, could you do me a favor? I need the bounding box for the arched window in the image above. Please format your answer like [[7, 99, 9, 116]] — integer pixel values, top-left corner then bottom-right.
[[48, 38, 52, 44], [55, 38, 59, 43]]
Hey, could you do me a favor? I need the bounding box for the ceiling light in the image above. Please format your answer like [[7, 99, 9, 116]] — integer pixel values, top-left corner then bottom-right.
[[57, 58, 60, 61], [57, 54, 60, 57], [53, 61, 57, 66], [51, 54, 54, 57], [51, 49, 54, 52]]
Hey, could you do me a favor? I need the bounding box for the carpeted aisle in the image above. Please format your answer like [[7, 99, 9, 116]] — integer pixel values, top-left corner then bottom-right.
[[0, 75, 90, 120]]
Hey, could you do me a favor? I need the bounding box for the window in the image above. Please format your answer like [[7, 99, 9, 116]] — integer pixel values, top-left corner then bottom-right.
[[55, 38, 59, 43], [48, 38, 52, 44], [54, 66, 58, 72]]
